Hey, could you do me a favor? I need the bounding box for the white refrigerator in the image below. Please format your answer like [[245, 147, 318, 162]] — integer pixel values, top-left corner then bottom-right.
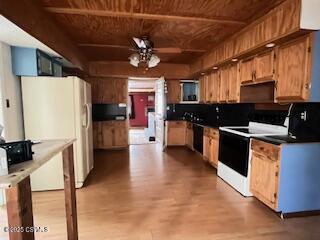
[[21, 76, 94, 191]]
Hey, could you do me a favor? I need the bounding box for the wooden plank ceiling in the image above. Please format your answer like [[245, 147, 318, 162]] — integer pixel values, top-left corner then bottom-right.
[[40, 0, 284, 64]]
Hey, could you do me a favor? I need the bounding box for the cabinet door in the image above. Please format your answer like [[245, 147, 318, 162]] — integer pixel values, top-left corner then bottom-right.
[[255, 50, 275, 82], [114, 79, 128, 103], [276, 36, 311, 102], [250, 151, 279, 210], [101, 80, 116, 104], [167, 80, 181, 104], [219, 68, 229, 103], [91, 79, 102, 104], [93, 122, 102, 149], [239, 58, 254, 84], [228, 63, 240, 103], [101, 121, 114, 148], [205, 74, 212, 103], [113, 121, 128, 147], [209, 130, 219, 168], [203, 129, 210, 161], [186, 123, 193, 148], [167, 121, 186, 145], [210, 71, 220, 102], [199, 76, 206, 103]]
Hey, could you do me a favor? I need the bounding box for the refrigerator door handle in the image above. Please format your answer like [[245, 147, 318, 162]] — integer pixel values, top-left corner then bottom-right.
[[85, 104, 90, 130]]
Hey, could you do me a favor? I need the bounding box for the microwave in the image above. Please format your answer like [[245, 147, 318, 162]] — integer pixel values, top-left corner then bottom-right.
[[180, 80, 199, 103]]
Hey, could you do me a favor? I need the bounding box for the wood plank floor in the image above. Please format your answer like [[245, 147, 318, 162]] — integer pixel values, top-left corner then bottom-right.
[[1, 144, 320, 239]]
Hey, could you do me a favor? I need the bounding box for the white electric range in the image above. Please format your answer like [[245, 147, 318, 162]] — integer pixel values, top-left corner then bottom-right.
[[218, 122, 288, 197]]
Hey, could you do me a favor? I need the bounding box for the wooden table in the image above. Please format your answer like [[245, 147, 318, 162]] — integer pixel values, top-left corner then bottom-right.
[[0, 139, 78, 240]]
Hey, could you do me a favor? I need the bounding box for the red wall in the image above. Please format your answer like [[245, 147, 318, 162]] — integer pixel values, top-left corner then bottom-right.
[[129, 92, 155, 127]]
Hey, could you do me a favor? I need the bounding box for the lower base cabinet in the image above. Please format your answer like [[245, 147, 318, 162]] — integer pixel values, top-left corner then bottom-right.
[[203, 127, 219, 168], [93, 121, 128, 149], [166, 121, 187, 146], [250, 139, 320, 215], [186, 122, 193, 149]]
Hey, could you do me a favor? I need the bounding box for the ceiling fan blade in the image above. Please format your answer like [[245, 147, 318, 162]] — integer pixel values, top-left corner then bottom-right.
[[133, 37, 146, 49], [154, 47, 182, 54]]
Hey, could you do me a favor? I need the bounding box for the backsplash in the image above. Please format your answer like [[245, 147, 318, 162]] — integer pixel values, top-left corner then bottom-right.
[[289, 103, 320, 139], [167, 103, 320, 140], [166, 104, 253, 127]]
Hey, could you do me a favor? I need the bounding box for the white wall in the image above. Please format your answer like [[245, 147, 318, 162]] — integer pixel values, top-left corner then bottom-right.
[[0, 41, 24, 141], [0, 41, 25, 206]]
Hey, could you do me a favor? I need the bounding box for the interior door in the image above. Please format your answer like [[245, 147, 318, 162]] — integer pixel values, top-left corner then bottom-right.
[[155, 77, 167, 151]]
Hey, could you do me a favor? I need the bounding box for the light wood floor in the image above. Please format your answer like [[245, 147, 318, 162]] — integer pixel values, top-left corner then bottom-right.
[[1, 144, 320, 239]]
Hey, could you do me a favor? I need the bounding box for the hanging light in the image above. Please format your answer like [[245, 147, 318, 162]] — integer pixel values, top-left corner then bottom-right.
[[129, 53, 140, 67], [148, 54, 160, 68]]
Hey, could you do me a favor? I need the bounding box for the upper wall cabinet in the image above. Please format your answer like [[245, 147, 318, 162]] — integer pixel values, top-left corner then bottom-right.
[[228, 63, 240, 103], [276, 32, 320, 102], [219, 63, 240, 103], [276, 36, 311, 102], [91, 78, 128, 104], [239, 50, 275, 85], [206, 71, 220, 103], [239, 57, 255, 84], [11, 47, 62, 77], [192, 0, 320, 75], [166, 80, 181, 104]]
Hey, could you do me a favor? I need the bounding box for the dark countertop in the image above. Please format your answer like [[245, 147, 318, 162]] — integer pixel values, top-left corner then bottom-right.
[[253, 135, 320, 145]]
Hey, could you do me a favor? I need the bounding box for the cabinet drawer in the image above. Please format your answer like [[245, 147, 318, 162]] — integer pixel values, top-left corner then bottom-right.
[[168, 121, 185, 128], [251, 139, 280, 161]]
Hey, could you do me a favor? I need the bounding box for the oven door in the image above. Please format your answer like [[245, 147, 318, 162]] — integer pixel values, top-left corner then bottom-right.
[[218, 130, 250, 177]]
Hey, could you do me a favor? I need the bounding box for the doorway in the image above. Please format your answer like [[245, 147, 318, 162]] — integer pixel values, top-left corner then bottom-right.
[[128, 78, 157, 145]]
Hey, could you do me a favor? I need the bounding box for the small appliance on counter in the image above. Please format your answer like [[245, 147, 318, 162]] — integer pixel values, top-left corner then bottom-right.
[[0, 140, 34, 177]]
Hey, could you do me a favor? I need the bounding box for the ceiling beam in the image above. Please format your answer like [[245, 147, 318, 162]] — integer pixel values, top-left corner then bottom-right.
[[45, 7, 246, 26], [89, 61, 190, 79], [0, 0, 88, 71], [78, 43, 206, 53]]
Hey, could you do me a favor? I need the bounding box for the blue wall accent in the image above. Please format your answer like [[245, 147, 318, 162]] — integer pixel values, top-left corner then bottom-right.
[[278, 143, 320, 213], [310, 31, 320, 102], [11, 47, 38, 76]]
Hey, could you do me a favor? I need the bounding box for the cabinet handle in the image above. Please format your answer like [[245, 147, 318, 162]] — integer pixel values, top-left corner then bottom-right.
[[305, 83, 311, 89]]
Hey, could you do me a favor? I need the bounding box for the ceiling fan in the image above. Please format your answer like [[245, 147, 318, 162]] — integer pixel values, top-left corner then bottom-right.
[[128, 36, 182, 68]]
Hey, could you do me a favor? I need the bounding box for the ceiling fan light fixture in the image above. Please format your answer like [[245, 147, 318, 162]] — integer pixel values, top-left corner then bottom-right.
[[148, 54, 160, 68], [129, 53, 140, 67]]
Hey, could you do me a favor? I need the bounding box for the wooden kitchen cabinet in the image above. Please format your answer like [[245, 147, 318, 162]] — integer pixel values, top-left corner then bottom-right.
[[250, 139, 281, 210], [199, 76, 206, 103], [209, 129, 219, 168], [206, 71, 220, 103], [255, 50, 275, 82], [114, 78, 128, 103], [276, 35, 311, 102], [203, 127, 211, 162], [93, 121, 128, 149], [166, 121, 187, 146], [239, 57, 255, 84], [239, 50, 275, 85], [228, 63, 240, 103], [250, 139, 320, 215], [203, 127, 219, 168], [186, 122, 193, 149], [91, 78, 128, 104], [219, 67, 229, 103], [205, 74, 212, 103], [101, 80, 116, 103], [167, 80, 181, 104]]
